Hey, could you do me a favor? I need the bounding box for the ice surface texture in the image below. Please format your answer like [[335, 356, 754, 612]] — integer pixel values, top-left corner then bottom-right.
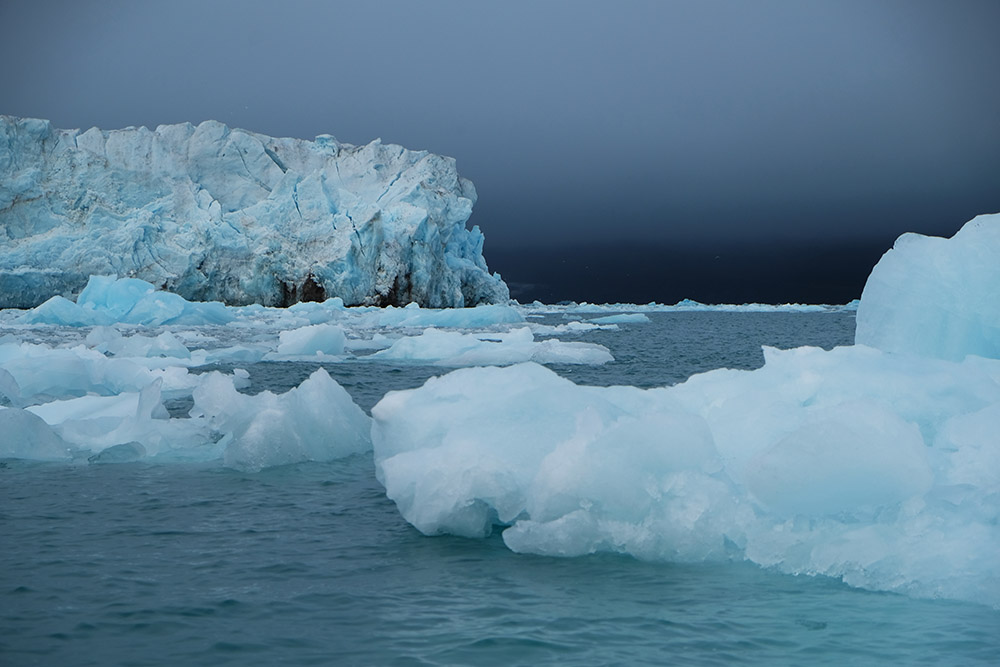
[[373, 350, 1000, 606], [0, 338, 371, 472], [0, 115, 508, 308], [856, 212, 1000, 360]]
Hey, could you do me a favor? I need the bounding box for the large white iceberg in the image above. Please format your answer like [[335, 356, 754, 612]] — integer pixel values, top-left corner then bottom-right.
[[371, 215, 1000, 606], [0, 115, 508, 308], [372, 349, 1000, 606]]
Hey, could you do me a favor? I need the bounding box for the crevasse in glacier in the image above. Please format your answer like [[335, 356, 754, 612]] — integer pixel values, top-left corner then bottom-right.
[[0, 115, 509, 308]]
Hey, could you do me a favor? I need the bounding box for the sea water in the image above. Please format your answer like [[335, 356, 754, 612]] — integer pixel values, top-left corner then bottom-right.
[[3, 312, 998, 665]]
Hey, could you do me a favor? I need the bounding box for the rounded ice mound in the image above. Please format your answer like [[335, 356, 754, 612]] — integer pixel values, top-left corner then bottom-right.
[[371, 327, 613, 366], [192, 368, 372, 472], [376, 303, 524, 328], [18, 275, 232, 327], [371, 351, 1000, 606], [0, 408, 72, 460], [276, 323, 347, 356], [855, 212, 1000, 361], [373, 363, 653, 538]]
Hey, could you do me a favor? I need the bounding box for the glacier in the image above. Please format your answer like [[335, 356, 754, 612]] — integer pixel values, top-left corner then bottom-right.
[[372, 214, 1000, 606], [0, 115, 508, 308]]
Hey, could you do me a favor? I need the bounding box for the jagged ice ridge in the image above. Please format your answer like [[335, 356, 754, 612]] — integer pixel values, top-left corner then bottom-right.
[[0, 115, 509, 308]]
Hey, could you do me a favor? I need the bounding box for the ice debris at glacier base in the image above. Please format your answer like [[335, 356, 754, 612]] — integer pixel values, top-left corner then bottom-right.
[[0, 274, 619, 469], [21, 275, 234, 327], [0, 115, 508, 308], [372, 214, 1000, 606], [5, 274, 614, 367]]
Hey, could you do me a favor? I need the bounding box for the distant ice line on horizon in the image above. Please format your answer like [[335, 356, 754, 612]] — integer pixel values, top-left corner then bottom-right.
[[515, 298, 859, 314]]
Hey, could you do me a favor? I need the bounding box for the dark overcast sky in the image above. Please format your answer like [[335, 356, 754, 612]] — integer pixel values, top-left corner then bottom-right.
[[3, 0, 999, 302]]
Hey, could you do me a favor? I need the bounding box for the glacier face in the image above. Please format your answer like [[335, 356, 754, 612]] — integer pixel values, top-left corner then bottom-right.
[[0, 115, 509, 308]]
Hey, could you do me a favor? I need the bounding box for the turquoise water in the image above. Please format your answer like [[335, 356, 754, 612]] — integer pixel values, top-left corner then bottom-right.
[[3, 312, 998, 665]]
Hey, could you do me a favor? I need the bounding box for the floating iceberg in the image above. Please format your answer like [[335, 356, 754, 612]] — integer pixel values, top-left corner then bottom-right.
[[372, 214, 1000, 606], [276, 323, 347, 357], [0, 115, 508, 308], [373, 349, 1000, 606], [191, 369, 371, 472], [0, 407, 71, 460], [19, 275, 232, 327], [526, 320, 618, 336], [1, 323, 370, 468], [1, 362, 371, 470], [856, 212, 1000, 360], [370, 326, 613, 366], [588, 313, 650, 324], [374, 303, 524, 329], [0, 338, 181, 405]]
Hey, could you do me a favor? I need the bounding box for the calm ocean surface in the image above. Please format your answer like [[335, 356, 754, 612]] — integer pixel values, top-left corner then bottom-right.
[[3, 311, 998, 665]]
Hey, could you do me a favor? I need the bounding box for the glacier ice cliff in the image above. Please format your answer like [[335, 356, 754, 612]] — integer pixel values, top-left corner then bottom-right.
[[0, 115, 509, 308]]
